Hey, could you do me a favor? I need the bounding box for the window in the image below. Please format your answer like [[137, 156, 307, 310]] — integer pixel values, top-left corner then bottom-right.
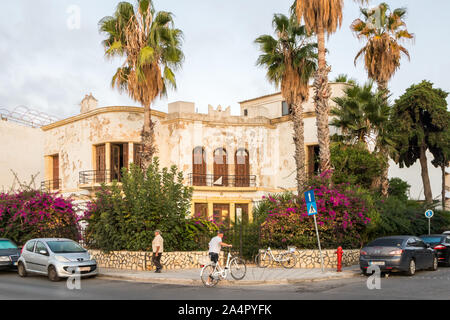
[[192, 147, 206, 186], [0, 240, 17, 250], [110, 143, 129, 182], [35, 242, 47, 255], [46, 241, 86, 254], [194, 203, 208, 219], [307, 145, 320, 178], [235, 149, 250, 187], [213, 148, 228, 186], [368, 238, 404, 247], [282, 101, 290, 116], [243, 109, 248, 116], [52, 155, 59, 189], [213, 204, 230, 229], [25, 241, 35, 252]]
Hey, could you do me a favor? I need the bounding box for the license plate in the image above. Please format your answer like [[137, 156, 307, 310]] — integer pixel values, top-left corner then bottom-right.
[[79, 267, 91, 272], [370, 261, 385, 266]]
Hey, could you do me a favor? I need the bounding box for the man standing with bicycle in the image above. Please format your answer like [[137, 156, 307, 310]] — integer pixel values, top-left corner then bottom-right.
[[208, 230, 232, 266]]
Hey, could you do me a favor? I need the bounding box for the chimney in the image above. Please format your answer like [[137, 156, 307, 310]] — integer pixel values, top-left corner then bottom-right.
[[80, 93, 98, 113]]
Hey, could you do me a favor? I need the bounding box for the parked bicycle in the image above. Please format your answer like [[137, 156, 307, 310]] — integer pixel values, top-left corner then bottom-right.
[[200, 248, 246, 287], [255, 246, 297, 269]]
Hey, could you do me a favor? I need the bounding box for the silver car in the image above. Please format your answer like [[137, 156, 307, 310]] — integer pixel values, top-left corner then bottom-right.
[[17, 238, 97, 281]]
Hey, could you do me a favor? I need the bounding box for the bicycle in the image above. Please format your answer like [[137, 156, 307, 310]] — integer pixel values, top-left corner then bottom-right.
[[200, 248, 247, 287], [255, 246, 297, 269]]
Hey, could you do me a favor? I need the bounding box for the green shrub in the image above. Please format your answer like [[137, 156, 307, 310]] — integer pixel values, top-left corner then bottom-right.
[[84, 158, 217, 252], [388, 178, 410, 202]]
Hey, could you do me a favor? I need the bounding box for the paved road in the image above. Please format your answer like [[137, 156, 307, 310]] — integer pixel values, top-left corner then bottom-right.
[[1, 267, 450, 300]]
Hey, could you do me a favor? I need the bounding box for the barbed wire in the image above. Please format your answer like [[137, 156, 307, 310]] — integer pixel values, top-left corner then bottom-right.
[[0, 105, 60, 128]]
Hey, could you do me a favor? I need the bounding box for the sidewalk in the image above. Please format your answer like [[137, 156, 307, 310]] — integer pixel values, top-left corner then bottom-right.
[[98, 266, 362, 286]]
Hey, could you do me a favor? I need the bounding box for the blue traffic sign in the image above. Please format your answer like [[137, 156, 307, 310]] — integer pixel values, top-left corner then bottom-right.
[[304, 190, 317, 216], [304, 190, 316, 204], [425, 209, 434, 219]]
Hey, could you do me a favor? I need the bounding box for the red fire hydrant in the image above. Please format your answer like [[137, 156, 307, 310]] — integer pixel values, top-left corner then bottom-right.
[[335, 246, 343, 272]]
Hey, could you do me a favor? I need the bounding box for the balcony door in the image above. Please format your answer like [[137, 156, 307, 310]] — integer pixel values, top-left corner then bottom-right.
[[193, 147, 206, 186], [52, 155, 59, 190], [213, 148, 228, 186], [235, 149, 250, 187], [95, 144, 106, 183], [110, 143, 128, 182]]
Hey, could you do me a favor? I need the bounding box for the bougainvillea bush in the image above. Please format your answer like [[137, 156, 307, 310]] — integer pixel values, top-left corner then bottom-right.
[[259, 173, 378, 249], [0, 190, 81, 245]]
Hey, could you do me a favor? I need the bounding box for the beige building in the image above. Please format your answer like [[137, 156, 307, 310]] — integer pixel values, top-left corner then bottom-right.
[[1, 84, 448, 224]]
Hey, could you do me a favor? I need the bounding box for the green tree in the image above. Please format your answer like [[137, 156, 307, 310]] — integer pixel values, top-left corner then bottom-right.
[[99, 1, 184, 170], [391, 81, 449, 204], [294, 0, 369, 176], [429, 122, 450, 209], [255, 13, 317, 194], [84, 159, 199, 252]]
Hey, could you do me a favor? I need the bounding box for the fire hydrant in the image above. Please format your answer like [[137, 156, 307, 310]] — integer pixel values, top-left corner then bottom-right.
[[335, 246, 343, 272]]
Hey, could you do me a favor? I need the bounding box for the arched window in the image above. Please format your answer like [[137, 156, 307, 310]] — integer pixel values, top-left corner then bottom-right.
[[192, 146, 206, 186], [235, 149, 250, 187], [213, 148, 228, 186]]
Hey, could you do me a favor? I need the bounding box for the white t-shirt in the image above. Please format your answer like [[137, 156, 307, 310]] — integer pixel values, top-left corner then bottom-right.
[[209, 236, 222, 254]]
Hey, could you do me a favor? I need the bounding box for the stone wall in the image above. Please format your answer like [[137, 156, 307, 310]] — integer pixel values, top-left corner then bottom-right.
[[89, 248, 359, 271]]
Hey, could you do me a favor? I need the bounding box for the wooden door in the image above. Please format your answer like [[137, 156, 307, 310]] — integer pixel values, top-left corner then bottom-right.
[[194, 203, 208, 219], [193, 147, 206, 186], [235, 204, 249, 224], [95, 145, 106, 183], [111, 144, 121, 181], [213, 204, 230, 229], [133, 144, 143, 168], [214, 148, 228, 186], [52, 155, 59, 189], [235, 149, 249, 187]]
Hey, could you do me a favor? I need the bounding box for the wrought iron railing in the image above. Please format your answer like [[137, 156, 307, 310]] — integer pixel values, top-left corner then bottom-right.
[[187, 174, 256, 187], [40, 179, 62, 191], [79, 170, 119, 184]]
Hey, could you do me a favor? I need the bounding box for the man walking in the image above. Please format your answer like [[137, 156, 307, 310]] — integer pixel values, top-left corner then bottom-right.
[[208, 230, 232, 266], [152, 230, 164, 273]]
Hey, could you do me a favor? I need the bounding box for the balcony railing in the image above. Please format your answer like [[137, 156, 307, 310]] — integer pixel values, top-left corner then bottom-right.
[[187, 174, 256, 187], [79, 170, 121, 185], [40, 179, 61, 191]]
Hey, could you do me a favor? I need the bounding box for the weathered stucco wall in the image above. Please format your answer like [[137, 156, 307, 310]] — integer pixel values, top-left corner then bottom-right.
[[0, 120, 44, 191]]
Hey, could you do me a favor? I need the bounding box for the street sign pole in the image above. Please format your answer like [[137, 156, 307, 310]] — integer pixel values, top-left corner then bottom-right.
[[313, 214, 324, 272], [425, 210, 434, 235], [305, 189, 324, 273]]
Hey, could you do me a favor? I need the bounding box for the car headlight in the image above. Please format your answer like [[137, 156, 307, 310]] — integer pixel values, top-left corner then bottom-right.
[[0, 256, 10, 262], [55, 255, 71, 262]]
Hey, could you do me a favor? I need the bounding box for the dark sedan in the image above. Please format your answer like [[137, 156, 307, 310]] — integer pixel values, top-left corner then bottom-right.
[[420, 234, 450, 266], [360, 236, 438, 276], [0, 238, 21, 270]]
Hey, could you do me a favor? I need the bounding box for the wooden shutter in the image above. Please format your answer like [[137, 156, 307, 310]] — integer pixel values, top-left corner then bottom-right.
[[235, 149, 249, 187], [193, 147, 206, 186], [214, 148, 228, 186], [123, 143, 129, 170], [95, 145, 106, 183], [52, 155, 59, 189]]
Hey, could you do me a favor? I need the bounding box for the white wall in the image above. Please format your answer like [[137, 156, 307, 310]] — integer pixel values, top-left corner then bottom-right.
[[0, 120, 45, 191]]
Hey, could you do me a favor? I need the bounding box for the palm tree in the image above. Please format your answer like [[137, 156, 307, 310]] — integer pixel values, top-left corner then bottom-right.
[[351, 3, 414, 94], [99, 1, 184, 170], [294, 0, 369, 178], [351, 2, 414, 194], [334, 74, 356, 85], [255, 13, 317, 194]]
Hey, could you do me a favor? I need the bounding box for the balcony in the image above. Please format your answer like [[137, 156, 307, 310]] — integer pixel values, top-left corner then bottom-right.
[[187, 174, 256, 188], [40, 179, 61, 192], [79, 170, 120, 185]]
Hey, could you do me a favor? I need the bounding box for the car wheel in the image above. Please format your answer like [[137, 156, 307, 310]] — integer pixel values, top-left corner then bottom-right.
[[405, 259, 416, 276], [429, 256, 438, 271], [17, 262, 27, 277], [48, 265, 60, 282]]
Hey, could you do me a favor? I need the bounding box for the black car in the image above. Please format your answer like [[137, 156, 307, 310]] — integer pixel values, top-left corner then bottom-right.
[[360, 236, 438, 276], [0, 238, 21, 270], [419, 234, 450, 266]]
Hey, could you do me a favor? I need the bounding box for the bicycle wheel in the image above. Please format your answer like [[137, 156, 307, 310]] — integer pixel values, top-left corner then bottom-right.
[[256, 251, 272, 268], [230, 257, 247, 280], [280, 252, 297, 269], [200, 264, 220, 288]]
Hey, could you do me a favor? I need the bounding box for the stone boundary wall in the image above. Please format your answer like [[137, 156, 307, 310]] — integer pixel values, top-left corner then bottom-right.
[[88, 249, 360, 271]]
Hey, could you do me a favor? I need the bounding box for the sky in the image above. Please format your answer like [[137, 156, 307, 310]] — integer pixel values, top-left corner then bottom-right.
[[0, 0, 449, 120]]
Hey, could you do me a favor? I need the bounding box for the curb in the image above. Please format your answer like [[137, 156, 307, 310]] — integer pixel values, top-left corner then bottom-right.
[[98, 270, 361, 287]]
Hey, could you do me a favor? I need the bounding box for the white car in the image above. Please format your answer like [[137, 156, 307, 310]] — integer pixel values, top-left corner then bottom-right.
[[17, 238, 97, 281]]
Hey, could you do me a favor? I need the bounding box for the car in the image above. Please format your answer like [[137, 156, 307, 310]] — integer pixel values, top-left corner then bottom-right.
[[17, 238, 97, 281], [360, 236, 438, 276], [0, 238, 21, 270], [419, 234, 450, 266]]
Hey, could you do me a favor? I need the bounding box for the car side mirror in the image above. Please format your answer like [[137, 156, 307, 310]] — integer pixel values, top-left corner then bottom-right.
[[39, 250, 49, 256]]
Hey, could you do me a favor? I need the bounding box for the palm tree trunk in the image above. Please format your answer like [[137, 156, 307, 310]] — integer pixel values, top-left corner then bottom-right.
[[291, 98, 307, 196], [141, 104, 156, 171], [313, 24, 332, 176], [419, 143, 433, 204], [376, 79, 390, 196]]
